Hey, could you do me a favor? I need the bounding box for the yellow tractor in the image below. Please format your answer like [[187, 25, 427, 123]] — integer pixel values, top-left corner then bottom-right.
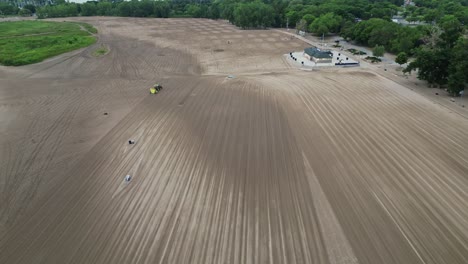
[[150, 83, 162, 94]]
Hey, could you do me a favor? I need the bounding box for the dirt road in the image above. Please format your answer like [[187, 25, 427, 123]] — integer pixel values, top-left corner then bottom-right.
[[1, 17, 467, 264]]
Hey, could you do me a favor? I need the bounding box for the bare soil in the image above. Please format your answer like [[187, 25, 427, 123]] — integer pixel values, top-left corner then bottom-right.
[[1, 17, 467, 264]]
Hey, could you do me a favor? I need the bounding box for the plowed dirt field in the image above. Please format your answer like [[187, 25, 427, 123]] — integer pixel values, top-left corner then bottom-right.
[[1, 17, 468, 264]]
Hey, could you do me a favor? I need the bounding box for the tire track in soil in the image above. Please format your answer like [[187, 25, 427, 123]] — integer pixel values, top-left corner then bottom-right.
[[1, 90, 82, 227]]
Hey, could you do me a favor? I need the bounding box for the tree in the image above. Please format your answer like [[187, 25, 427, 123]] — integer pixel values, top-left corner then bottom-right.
[[23, 4, 36, 14], [207, 3, 220, 19], [219, 1, 236, 22], [301, 4, 320, 17], [118, 2, 132, 17], [0, 3, 19, 15], [373, 45, 385, 57], [406, 16, 418, 24], [296, 19, 307, 33], [346, 18, 390, 46], [388, 26, 423, 55], [312, 24, 329, 36], [81, 3, 97, 16], [423, 25, 442, 49], [154, 1, 170, 18], [438, 15, 463, 48], [233, 1, 274, 29], [309, 13, 342, 35], [186, 4, 202, 18], [423, 9, 442, 23], [302, 14, 315, 25], [97, 1, 113, 16], [404, 48, 450, 87], [368, 22, 398, 48], [18, 8, 32, 16], [395, 52, 408, 66], [455, 8, 468, 25], [447, 38, 468, 96], [404, 11, 466, 90], [285, 10, 300, 28], [36, 3, 78, 18], [133, 0, 153, 17]]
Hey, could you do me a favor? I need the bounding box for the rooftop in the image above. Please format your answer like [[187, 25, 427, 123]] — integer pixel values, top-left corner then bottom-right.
[[304, 47, 333, 59]]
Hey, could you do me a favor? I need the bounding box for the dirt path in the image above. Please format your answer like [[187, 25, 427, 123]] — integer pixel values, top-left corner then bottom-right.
[[77, 24, 96, 35], [0, 17, 467, 264]]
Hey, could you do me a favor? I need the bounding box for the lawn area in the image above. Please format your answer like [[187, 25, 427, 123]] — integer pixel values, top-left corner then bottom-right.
[[92, 45, 108, 57], [76, 22, 98, 34], [0, 21, 97, 66]]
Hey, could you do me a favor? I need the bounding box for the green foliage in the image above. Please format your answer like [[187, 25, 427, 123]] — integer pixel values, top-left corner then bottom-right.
[[5, 0, 468, 32], [296, 19, 307, 32], [97, 1, 113, 16], [89, 0, 169, 18], [344, 18, 424, 55], [92, 45, 108, 57], [395, 52, 408, 65], [372, 45, 385, 57], [405, 12, 466, 90], [447, 38, 468, 96], [23, 4, 36, 14], [0, 3, 19, 15], [286, 10, 300, 28], [0, 21, 65, 37], [232, 1, 274, 29], [365, 56, 382, 63], [0, 21, 96, 66], [347, 49, 367, 55], [309, 13, 342, 35], [76, 22, 98, 34], [346, 19, 389, 44], [404, 48, 450, 87], [368, 22, 399, 48], [185, 4, 202, 18], [81, 3, 98, 17], [185, 4, 209, 18], [389, 26, 423, 54], [302, 14, 316, 26], [406, 0, 468, 25], [438, 15, 463, 48], [18, 8, 32, 17], [37, 3, 78, 18]]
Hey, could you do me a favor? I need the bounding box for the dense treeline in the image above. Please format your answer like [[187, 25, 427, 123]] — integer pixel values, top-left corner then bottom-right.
[[404, 0, 468, 25], [404, 15, 467, 95], [0, 2, 20, 15], [2, 0, 466, 94], [342, 18, 424, 55]]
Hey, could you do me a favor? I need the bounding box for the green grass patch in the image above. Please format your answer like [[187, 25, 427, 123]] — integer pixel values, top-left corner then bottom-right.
[[92, 45, 108, 57], [0, 21, 97, 66], [347, 48, 367, 55], [76, 22, 98, 34], [365, 56, 382, 63]]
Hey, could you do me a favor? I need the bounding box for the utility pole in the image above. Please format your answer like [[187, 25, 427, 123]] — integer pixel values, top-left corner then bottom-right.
[[286, 17, 289, 31]]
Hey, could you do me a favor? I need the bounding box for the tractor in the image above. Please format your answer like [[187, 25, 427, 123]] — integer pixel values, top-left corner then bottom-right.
[[150, 83, 163, 94]]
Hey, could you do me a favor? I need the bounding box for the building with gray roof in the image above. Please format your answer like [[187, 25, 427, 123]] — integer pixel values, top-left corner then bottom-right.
[[303, 47, 333, 64]]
